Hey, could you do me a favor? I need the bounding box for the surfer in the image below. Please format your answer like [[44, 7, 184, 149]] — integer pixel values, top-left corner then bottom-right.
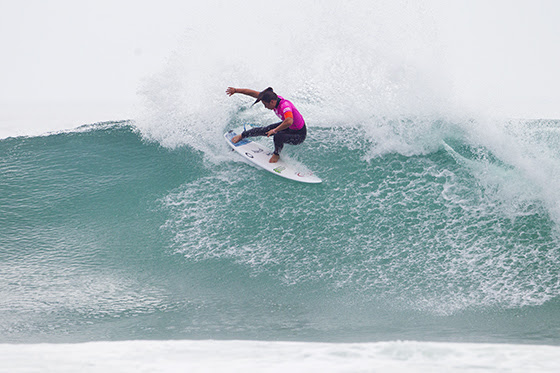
[[226, 87, 306, 163]]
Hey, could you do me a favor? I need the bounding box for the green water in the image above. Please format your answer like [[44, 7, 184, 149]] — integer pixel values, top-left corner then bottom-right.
[[1, 122, 559, 344]]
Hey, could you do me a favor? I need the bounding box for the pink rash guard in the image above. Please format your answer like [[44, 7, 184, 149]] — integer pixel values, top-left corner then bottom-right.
[[273, 96, 305, 130]]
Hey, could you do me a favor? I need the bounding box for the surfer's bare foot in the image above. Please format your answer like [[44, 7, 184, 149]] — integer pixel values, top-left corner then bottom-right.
[[232, 134, 242, 143], [269, 154, 279, 163]]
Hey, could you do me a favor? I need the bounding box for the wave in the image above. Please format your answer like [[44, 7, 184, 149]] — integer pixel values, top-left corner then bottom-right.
[[3, 0, 560, 346], [2, 118, 559, 344]]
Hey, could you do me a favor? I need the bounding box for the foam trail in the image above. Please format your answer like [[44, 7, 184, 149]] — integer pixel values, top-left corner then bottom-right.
[[1, 340, 559, 373]]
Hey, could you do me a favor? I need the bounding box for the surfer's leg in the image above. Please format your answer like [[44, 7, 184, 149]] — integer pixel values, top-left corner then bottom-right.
[[272, 126, 307, 155], [233, 123, 278, 143], [242, 123, 279, 139], [272, 139, 284, 156], [270, 131, 289, 163]]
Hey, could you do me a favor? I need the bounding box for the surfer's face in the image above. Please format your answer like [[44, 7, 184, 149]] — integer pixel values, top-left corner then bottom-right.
[[263, 100, 276, 110]]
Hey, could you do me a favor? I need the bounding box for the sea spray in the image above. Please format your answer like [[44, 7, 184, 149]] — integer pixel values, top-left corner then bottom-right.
[[135, 0, 453, 158]]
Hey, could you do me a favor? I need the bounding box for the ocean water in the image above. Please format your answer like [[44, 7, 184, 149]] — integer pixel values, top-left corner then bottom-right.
[[3, 1, 560, 371], [2, 117, 560, 371]]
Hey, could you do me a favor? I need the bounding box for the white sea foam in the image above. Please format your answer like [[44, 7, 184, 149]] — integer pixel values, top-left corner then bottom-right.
[[444, 117, 560, 224], [134, 1, 454, 159], [1, 339, 559, 373]]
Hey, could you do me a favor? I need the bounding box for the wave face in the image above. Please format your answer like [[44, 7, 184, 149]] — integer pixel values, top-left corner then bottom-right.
[[1, 118, 559, 344]]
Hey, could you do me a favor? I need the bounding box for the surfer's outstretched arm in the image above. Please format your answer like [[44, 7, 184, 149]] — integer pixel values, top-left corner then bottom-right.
[[226, 87, 259, 98]]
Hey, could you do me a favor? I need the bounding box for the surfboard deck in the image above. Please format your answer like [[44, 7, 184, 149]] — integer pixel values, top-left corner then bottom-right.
[[224, 127, 322, 184]]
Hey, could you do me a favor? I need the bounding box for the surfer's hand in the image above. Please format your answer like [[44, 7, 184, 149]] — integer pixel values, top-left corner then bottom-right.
[[226, 87, 236, 96], [266, 128, 277, 137]]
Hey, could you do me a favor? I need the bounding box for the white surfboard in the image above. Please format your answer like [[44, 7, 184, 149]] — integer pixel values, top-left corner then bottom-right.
[[224, 127, 322, 184]]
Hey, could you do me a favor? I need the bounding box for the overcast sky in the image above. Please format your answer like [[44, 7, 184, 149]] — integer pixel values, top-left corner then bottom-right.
[[433, 0, 560, 119], [1, 0, 558, 137]]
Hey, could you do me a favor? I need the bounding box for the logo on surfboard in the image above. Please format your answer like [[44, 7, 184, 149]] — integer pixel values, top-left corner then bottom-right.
[[273, 166, 286, 174]]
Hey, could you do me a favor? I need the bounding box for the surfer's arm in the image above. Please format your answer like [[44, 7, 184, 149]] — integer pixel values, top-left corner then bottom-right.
[[266, 117, 293, 137], [226, 87, 259, 98]]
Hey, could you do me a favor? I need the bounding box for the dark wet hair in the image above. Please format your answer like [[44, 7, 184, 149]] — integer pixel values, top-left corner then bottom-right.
[[252, 87, 278, 106]]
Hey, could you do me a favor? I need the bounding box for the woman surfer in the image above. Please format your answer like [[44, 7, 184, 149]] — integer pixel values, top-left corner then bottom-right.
[[226, 87, 306, 163]]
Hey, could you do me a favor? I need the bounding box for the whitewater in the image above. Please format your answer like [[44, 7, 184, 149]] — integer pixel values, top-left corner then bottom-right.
[[2, 1, 560, 372]]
